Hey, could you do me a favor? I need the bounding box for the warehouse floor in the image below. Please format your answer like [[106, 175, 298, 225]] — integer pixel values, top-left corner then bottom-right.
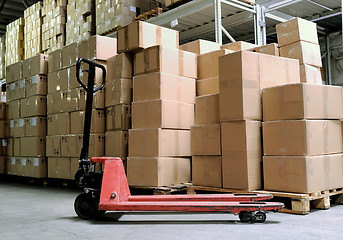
[[1, 181, 343, 239]]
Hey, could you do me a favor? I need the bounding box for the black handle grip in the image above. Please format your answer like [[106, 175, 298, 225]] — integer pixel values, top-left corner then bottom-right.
[[76, 58, 106, 93]]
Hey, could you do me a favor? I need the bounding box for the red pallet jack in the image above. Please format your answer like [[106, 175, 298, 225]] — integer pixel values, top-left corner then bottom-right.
[[73, 58, 284, 223]]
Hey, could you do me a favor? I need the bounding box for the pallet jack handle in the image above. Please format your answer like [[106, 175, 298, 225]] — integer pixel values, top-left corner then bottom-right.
[[75, 58, 106, 186]]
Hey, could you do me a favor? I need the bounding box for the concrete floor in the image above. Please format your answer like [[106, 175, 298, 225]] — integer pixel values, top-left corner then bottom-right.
[[1, 181, 343, 240]]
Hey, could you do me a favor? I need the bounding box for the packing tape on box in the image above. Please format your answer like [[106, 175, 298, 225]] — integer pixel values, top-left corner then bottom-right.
[[323, 86, 329, 119], [178, 50, 184, 78], [175, 130, 180, 156], [156, 26, 162, 46], [177, 76, 182, 103], [279, 125, 288, 154], [323, 121, 328, 154]]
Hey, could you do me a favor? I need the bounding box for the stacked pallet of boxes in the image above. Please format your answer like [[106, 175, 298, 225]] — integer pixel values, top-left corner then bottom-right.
[[5, 18, 25, 66], [66, 0, 95, 45], [24, 2, 43, 59], [116, 21, 196, 187], [6, 54, 48, 178], [42, 0, 67, 53], [0, 36, 5, 79], [0, 100, 7, 175], [46, 35, 116, 180]]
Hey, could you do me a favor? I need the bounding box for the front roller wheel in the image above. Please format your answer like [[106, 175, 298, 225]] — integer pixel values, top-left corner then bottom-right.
[[239, 211, 256, 223], [254, 211, 266, 223], [74, 193, 105, 220]]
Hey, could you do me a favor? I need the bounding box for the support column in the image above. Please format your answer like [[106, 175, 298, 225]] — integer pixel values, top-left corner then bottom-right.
[[214, 0, 222, 44], [325, 34, 332, 85], [254, 4, 266, 45]]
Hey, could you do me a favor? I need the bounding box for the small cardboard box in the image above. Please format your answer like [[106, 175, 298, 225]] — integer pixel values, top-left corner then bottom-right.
[[21, 95, 47, 118], [106, 53, 133, 81], [221, 41, 256, 51], [47, 113, 70, 136], [48, 157, 71, 179], [249, 43, 279, 56], [262, 83, 343, 121], [7, 100, 20, 120], [23, 54, 48, 78], [127, 157, 190, 187], [129, 128, 191, 157], [263, 120, 343, 156], [9, 119, 25, 138], [196, 77, 219, 96], [105, 131, 128, 157], [27, 157, 47, 178], [60, 89, 79, 112], [133, 72, 195, 104], [106, 105, 131, 131], [195, 94, 219, 125], [192, 156, 222, 188], [132, 100, 194, 130], [46, 135, 61, 157], [20, 137, 46, 157], [191, 124, 221, 156], [180, 39, 221, 55], [26, 75, 47, 97], [25, 117, 47, 137], [198, 49, 231, 80], [221, 121, 262, 190], [299, 64, 322, 84], [104, 78, 132, 107], [70, 109, 105, 134]]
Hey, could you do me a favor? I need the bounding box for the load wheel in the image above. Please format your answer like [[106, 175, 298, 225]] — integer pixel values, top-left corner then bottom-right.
[[254, 211, 266, 223], [239, 211, 256, 223], [74, 192, 105, 220]]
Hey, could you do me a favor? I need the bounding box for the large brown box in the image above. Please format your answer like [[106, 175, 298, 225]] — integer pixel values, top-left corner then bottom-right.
[[180, 39, 221, 55], [48, 49, 61, 73], [13, 138, 20, 156], [48, 70, 68, 94], [71, 61, 107, 89], [26, 75, 48, 97], [70, 109, 105, 134], [279, 41, 322, 67], [25, 117, 47, 137], [47, 113, 70, 136], [104, 79, 132, 107], [197, 49, 231, 80], [106, 105, 131, 131], [27, 157, 47, 178], [134, 46, 197, 79], [6, 61, 23, 83], [8, 100, 20, 119], [78, 35, 117, 61], [20, 137, 46, 157], [60, 89, 78, 112], [191, 124, 221, 156], [192, 156, 222, 188], [48, 158, 71, 179], [61, 134, 104, 157], [61, 42, 78, 68], [46, 135, 61, 157], [106, 53, 133, 81], [133, 72, 195, 104], [262, 83, 343, 121], [105, 131, 128, 157], [23, 54, 48, 78], [263, 154, 343, 193], [127, 157, 190, 187], [221, 121, 261, 190], [299, 64, 322, 84], [6, 157, 16, 175], [263, 120, 343, 156], [20, 95, 47, 118], [0, 156, 5, 174], [249, 43, 279, 56], [129, 128, 191, 157], [221, 41, 256, 51], [47, 92, 62, 114], [196, 77, 219, 96], [117, 21, 179, 53], [132, 100, 194, 130], [276, 17, 319, 47], [195, 94, 219, 125], [9, 119, 25, 138]]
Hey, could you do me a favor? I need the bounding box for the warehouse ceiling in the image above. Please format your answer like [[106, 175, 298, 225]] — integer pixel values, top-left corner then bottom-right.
[[0, 0, 38, 36]]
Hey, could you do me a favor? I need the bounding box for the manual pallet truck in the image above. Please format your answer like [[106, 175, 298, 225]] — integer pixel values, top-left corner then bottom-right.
[[74, 58, 284, 223]]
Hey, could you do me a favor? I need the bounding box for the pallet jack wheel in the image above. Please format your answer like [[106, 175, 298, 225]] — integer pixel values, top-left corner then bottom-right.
[[239, 211, 256, 223], [254, 211, 266, 223], [74, 193, 105, 220]]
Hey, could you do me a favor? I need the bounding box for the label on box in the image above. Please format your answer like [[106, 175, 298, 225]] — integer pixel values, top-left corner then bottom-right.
[[10, 83, 15, 91], [171, 19, 178, 28], [130, 6, 136, 12], [2, 139, 6, 147], [10, 120, 14, 128], [31, 118, 37, 126], [33, 158, 39, 167], [19, 80, 25, 88], [31, 75, 38, 84], [19, 119, 24, 127], [21, 158, 26, 166], [11, 157, 15, 165]]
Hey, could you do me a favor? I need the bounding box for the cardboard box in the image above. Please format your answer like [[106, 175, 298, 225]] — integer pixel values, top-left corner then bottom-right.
[[48, 49, 61, 73], [106, 53, 133, 81], [263, 154, 343, 193], [249, 43, 279, 56], [25, 117, 47, 137], [106, 105, 131, 131], [127, 157, 190, 187], [61, 42, 78, 68], [23, 54, 48, 78], [0, 139, 8, 156], [134, 46, 197, 79], [195, 94, 219, 125], [132, 100, 194, 129], [133, 72, 195, 104], [26, 75, 48, 97], [6, 157, 17, 175], [20, 95, 47, 118], [9, 119, 25, 138], [13, 138, 20, 156], [70, 157, 79, 180], [196, 77, 219, 96], [78, 35, 117, 61], [47, 113, 70, 136], [262, 83, 343, 121], [48, 157, 71, 179], [0, 103, 6, 120], [46, 135, 61, 157], [263, 120, 343, 156], [117, 21, 179, 53], [191, 124, 221, 156], [6, 61, 23, 83], [27, 157, 47, 178], [104, 79, 132, 107], [60, 89, 78, 112], [71, 60, 107, 89], [48, 69, 69, 94], [276, 17, 319, 47], [129, 128, 191, 157], [47, 92, 62, 114], [219, 51, 261, 121], [279, 41, 322, 67], [16, 157, 26, 176], [179, 39, 221, 55], [7, 100, 20, 119], [78, 87, 105, 110], [61, 134, 104, 157], [105, 131, 128, 157], [192, 156, 222, 188], [221, 121, 261, 190], [0, 156, 5, 174], [7, 139, 13, 157], [20, 137, 46, 157], [221, 41, 256, 51], [70, 109, 105, 134], [300, 64, 322, 84], [198, 49, 231, 79]]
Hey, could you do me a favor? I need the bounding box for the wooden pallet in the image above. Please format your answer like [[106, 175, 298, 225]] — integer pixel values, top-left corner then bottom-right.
[[187, 185, 249, 194], [100, 27, 120, 36], [133, 8, 163, 22], [130, 183, 191, 195]]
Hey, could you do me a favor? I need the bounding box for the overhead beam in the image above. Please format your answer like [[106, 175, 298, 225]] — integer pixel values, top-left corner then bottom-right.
[[0, 0, 9, 15]]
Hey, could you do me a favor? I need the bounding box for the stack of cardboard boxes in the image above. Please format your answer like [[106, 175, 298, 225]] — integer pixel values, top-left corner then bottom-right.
[[66, 0, 95, 45], [0, 36, 5, 79], [42, 0, 67, 53], [6, 54, 48, 178], [5, 18, 25, 66], [24, 2, 43, 59], [0, 101, 7, 175], [46, 35, 116, 180]]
